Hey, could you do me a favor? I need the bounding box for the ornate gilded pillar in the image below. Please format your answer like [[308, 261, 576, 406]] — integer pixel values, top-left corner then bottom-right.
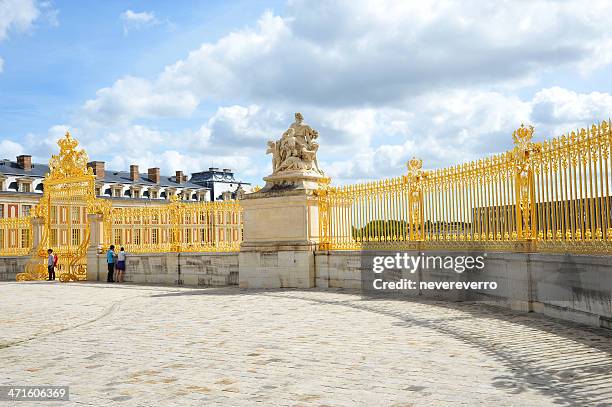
[[512, 125, 538, 251], [316, 186, 331, 250], [169, 195, 182, 252], [406, 157, 425, 241]]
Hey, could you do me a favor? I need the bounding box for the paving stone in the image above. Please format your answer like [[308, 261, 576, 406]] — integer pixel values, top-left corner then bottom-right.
[[0, 281, 611, 406]]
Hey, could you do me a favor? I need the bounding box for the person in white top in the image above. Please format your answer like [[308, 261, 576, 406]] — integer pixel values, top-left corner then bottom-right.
[[115, 247, 127, 283], [47, 248, 55, 281]]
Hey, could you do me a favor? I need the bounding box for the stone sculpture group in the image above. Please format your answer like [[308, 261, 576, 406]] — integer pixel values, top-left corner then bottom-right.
[[266, 112, 324, 175]]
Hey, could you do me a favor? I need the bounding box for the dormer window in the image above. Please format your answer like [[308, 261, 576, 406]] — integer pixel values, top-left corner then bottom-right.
[[17, 179, 33, 192]]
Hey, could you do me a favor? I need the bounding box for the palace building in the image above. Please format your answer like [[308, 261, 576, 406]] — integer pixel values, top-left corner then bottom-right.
[[0, 154, 249, 218], [190, 167, 250, 201]]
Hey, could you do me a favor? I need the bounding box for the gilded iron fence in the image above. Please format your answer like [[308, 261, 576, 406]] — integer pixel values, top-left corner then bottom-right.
[[533, 122, 612, 253], [318, 120, 612, 254], [0, 200, 244, 258], [106, 198, 243, 253], [0, 217, 33, 256], [420, 150, 517, 251]]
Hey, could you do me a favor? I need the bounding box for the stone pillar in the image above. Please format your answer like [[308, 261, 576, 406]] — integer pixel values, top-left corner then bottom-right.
[[239, 171, 324, 288], [86, 213, 104, 281], [30, 216, 45, 255]]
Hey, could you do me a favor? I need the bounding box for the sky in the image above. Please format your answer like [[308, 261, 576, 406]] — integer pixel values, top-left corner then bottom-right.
[[1, 0, 612, 186]]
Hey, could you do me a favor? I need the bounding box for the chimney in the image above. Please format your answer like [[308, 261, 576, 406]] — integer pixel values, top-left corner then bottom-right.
[[209, 167, 219, 172], [223, 168, 232, 173], [148, 167, 160, 183], [130, 165, 139, 181], [87, 161, 105, 180], [176, 170, 184, 184], [17, 155, 32, 171]]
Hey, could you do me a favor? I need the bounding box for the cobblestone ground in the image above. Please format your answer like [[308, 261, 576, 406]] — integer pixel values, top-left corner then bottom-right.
[[1, 282, 611, 406]]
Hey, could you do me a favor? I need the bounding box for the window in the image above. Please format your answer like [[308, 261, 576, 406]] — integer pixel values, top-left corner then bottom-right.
[[134, 229, 141, 245], [21, 229, 30, 248], [152, 229, 158, 244], [21, 205, 31, 217], [114, 229, 122, 245], [19, 183, 31, 192], [72, 229, 80, 246], [95, 187, 101, 196], [0, 205, 4, 218], [150, 190, 158, 199], [133, 189, 140, 199], [113, 188, 122, 197], [50, 230, 58, 246], [71, 207, 80, 223]]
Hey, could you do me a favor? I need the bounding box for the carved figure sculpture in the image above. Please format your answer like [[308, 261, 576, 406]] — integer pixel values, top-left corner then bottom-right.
[[267, 113, 324, 175]]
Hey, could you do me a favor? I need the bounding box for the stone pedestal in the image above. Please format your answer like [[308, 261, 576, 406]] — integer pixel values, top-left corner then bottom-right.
[[239, 171, 325, 289], [86, 213, 104, 281]]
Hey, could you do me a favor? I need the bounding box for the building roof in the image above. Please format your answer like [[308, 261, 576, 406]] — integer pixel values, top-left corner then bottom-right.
[[0, 159, 49, 177], [101, 171, 207, 189], [0, 159, 208, 189], [191, 168, 251, 185]]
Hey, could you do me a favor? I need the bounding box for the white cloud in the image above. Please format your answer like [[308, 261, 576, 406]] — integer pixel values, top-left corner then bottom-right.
[[0, 0, 49, 72], [82, 76, 198, 127], [0, 0, 40, 41], [80, 0, 612, 129], [0, 139, 24, 159], [531, 87, 612, 135], [64, 85, 612, 185], [120, 10, 159, 35]]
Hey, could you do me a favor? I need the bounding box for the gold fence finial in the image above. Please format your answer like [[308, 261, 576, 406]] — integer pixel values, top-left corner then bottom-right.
[[512, 124, 534, 146], [407, 156, 423, 175]]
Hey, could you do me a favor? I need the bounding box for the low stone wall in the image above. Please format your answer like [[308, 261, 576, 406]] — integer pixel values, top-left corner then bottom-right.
[[0, 256, 29, 281], [314, 250, 362, 289], [87, 252, 239, 287], [78, 248, 612, 329], [313, 250, 612, 329]]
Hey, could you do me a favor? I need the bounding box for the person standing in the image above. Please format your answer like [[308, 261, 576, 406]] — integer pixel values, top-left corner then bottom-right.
[[106, 245, 116, 283], [47, 249, 55, 281], [115, 247, 126, 283]]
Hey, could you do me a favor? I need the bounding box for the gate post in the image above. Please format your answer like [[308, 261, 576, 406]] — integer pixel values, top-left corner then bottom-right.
[[406, 157, 425, 243], [316, 186, 331, 250], [512, 125, 538, 252], [86, 213, 104, 281], [29, 216, 45, 256]]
